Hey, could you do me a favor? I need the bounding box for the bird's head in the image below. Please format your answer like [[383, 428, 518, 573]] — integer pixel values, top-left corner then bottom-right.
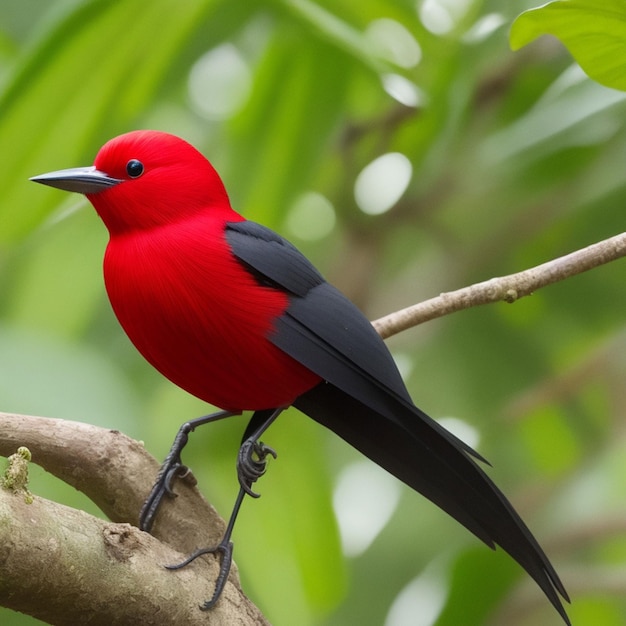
[[31, 130, 232, 234]]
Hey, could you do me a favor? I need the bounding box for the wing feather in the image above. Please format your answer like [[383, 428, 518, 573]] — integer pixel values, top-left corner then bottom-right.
[[226, 219, 569, 623]]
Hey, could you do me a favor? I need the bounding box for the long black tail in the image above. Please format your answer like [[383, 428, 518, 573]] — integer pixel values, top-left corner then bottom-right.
[[294, 383, 570, 625]]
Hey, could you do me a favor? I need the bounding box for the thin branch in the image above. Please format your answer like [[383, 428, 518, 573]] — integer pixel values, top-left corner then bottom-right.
[[373, 232, 626, 339]]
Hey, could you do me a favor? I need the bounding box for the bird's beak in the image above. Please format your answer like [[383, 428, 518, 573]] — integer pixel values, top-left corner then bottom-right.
[[30, 166, 123, 195]]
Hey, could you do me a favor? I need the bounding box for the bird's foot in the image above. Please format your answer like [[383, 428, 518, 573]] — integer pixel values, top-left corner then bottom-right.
[[165, 539, 234, 610], [139, 410, 238, 532], [139, 454, 191, 532], [237, 439, 277, 498]]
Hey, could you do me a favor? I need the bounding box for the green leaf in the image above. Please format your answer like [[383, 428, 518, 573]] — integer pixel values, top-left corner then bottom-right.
[[510, 0, 626, 91]]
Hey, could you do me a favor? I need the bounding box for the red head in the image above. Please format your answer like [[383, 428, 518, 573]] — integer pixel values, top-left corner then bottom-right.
[[31, 130, 234, 235]]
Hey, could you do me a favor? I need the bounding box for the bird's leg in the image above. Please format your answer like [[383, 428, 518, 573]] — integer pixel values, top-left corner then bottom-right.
[[236, 407, 282, 497], [139, 409, 238, 532], [166, 407, 284, 610]]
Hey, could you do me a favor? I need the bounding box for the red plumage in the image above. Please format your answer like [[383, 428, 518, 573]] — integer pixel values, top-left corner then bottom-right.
[[92, 131, 320, 410], [103, 215, 320, 410]]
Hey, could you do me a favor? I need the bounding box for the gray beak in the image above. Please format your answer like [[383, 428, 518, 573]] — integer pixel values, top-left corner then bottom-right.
[[30, 166, 122, 194]]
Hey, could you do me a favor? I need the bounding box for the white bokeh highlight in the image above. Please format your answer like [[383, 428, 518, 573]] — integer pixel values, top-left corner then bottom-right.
[[385, 563, 448, 626], [462, 13, 507, 44], [437, 416, 480, 450], [418, 0, 473, 35], [333, 461, 402, 557], [382, 74, 423, 108], [286, 191, 336, 241], [354, 153, 413, 216], [366, 18, 422, 68], [188, 44, 251, 120]]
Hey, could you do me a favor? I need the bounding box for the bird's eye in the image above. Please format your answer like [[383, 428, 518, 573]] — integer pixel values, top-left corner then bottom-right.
[[126, 159, 144, 178]]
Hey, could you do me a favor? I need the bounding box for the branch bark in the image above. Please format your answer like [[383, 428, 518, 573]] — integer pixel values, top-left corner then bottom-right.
[[0, 413, 268, 625], [373, 231, 626, 339], [1, 232, 624, 624]]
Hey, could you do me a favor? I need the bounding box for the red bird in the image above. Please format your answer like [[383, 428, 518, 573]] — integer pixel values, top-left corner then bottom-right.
[[32, 130, 570, 623]]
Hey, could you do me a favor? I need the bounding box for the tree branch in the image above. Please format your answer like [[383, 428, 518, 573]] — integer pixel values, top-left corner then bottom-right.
[[0, 413, 268, 625], [373, 232, 626, 339]]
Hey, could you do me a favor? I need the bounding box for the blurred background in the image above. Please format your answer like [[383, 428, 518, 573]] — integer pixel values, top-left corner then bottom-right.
[[1, 1, 625, 624]]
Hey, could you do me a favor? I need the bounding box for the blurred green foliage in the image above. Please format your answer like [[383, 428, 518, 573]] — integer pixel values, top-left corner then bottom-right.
[[1, 1, 625, 624]]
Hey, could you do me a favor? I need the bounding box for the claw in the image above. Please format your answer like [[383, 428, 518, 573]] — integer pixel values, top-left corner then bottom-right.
[[139, 459, 186, 531], [163, 463, 193, 496], [237, 440, 277, 497], [139, 410, 237, 532], [165, 541, 234, 610]]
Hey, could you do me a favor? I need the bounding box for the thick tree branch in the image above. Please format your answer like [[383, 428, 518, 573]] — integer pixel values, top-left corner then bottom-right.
[[0, 414, 228, 553], [0, 413, 268, 625], [0, 487, 264, 625], [373, 232, 626, 339]]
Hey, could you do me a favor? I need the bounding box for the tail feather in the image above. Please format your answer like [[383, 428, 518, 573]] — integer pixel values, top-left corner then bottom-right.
[[294, 383, 570, 624]]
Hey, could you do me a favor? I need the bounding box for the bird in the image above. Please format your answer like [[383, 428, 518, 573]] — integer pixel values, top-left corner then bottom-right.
[[31, 130, 570, 623]]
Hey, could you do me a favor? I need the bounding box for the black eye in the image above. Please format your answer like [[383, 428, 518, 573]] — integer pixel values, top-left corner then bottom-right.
[[126, 159, 144, 178]]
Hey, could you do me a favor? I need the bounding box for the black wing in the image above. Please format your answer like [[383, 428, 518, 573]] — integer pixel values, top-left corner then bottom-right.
[[225, 220, 570, 624]]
